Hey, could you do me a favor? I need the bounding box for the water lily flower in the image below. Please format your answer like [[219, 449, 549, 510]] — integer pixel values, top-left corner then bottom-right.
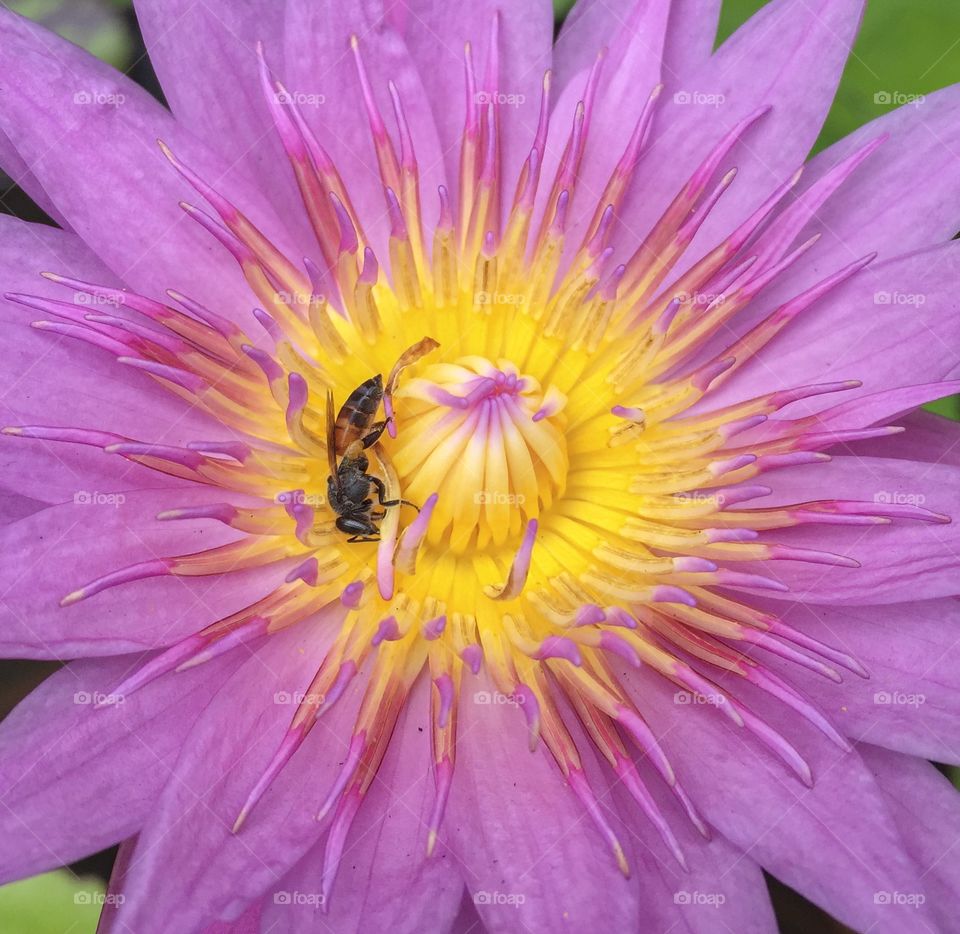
[[0, 1, 959, 931]]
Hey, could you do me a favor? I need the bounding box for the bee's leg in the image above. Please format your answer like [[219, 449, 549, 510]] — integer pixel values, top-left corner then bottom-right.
[[347, 534, 381, 543], [360, 418, 392, 449], [368, 476, 420, 512], [368, 476, 394, 506]]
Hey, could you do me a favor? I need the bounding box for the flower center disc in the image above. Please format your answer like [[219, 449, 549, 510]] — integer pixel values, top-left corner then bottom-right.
[[388, 356, 568, 554]]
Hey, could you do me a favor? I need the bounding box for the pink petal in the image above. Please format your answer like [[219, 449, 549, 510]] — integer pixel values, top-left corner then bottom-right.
[[630, 667, 940, 932], [756, 596, 960, 765], [0, 216, 226, 503], [745, 456, 958, 604], [0, 651, 244, 883], [0, 489, 286, 657], [133, 0, 316, 260], [113, 618, 355, 932], [621, 0, 865, 252], [261, 677, 464, 932], [283, 0, 448, 253], [0, 10, 297, 316], [445, 672, 638, 930]]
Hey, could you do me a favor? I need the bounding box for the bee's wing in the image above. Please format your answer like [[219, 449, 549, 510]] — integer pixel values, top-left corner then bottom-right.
[[325, 389, 340, 490]]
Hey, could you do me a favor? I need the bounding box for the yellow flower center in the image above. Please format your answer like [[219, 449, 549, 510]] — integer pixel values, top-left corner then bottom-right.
[[390, 356, 567, 553]]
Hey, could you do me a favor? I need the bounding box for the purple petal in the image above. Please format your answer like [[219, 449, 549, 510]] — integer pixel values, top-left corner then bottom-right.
[[781, 81, 960, 269], [630, 667, 940, 932], [392, 0, 553, 215], [112, 618, 354, 932], [621, 0, 865, 252], [261, 677, 464, 933], [756, 596, 960, 765], [133, 0, 315, 258], [745, 456, 958, 604], [283, 0, 448, 253], [110, 845, 266, 934], [445, 673, 638, 930], [0, 489, 45, 526], [709, 242, 960, 411], [551, 1, 669, 243], [797, 382, 960, 432], [0, 651, 244, 883], [0, 10, 297, 316], [861, 745, 960, 933], [856, 410, 960, 466], [556, 0, 719, 92], [663, 0, 723, 82], [0, 489, 285, 658], [98, 837, 137, 933], [607, 757, 777, 932], [0, 128, 68, 226], [0, 216, 229, 503], [449, 892, 485, 933]]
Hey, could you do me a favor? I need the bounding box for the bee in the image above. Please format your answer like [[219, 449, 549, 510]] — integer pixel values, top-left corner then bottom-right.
[[326, 338, 438, 542], [331, 373, 390, 456]]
